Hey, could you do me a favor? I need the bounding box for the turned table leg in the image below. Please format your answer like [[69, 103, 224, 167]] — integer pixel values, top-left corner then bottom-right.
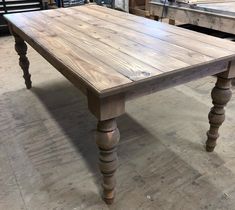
[[88, 92, 125, 204], [13, 33, 32, 89], [96, 119, 120, 204], [206, 76, 232, 152]]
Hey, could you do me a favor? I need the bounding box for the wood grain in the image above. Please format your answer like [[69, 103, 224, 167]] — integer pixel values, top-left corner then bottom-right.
[[75, 6, 235, 58], [17, 13, 165, 81], [87, 4, 235, 52], [149, 1, 235, 35], [52, 8, 214, 65], [4, 5, 235, 97]]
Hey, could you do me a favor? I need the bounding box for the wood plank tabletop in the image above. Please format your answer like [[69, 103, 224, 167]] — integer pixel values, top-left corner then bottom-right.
[[4, 4, 235, 97]]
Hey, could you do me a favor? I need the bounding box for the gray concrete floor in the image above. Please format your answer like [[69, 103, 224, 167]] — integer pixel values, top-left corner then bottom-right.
[[1, 35, 235, 210]]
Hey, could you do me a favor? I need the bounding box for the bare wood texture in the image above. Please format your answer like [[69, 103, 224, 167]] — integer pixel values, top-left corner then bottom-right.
[[126, 60, 228, 100], [87, 92, 125, 120], [149, 2, 235, 86], [219, 61, 235, 79], [149, 1, 235, 35], [197, 2, 235, 13], [13, 33, 32, 89], [96, 119, 120, 204], [206, 76, 232, 151], [4, 4, 235, 98]]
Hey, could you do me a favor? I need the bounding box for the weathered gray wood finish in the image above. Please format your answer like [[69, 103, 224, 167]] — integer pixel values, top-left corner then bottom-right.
[[206, 77, 232, 151], [149, 1, 235, 86], [149, 1, 235, 35], [207, 61, 235, 151], [4, 4, 235, 204]]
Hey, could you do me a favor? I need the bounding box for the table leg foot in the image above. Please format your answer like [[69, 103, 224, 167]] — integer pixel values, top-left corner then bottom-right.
[[206, 77, 232, 152], [14, 34, 32, 89], [206, 143, 216, 152], [96, 118, 120, 204]]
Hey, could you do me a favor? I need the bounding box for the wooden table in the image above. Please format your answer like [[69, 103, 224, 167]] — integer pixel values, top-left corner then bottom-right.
[[149, 1, 235, 34], [4, 4, 235, 204]]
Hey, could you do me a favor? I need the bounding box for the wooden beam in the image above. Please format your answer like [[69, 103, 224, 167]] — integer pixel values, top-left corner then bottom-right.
[[149, 2, 235, 34]]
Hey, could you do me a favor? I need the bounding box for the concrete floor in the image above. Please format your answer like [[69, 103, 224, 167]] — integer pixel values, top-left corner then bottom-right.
[[1, 35, 235, 210]]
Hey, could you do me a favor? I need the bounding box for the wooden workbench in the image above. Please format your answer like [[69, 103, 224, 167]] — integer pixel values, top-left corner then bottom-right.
[[149, 1, 235, 34], [4, 4, 235, 204]]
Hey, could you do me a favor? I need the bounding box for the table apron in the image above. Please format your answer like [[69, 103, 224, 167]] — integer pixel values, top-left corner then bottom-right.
[[124, 60, 229, 100]]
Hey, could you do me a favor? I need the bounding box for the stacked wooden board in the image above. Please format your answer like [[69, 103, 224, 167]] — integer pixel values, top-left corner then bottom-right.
[[62, 0, 84, 7], [149, 0, 235, 34]]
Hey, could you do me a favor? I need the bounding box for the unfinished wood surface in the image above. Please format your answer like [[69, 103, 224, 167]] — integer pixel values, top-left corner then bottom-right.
[[149, 1, 235, 34], [87, 91, 125, 120], [85, 5, 235, 51], [4, 4, 235, 98], [43, 9, 213, 65], [197, 2, 235, 13]]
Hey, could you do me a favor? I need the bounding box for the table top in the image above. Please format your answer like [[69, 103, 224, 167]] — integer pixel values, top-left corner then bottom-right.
[[4, 5, 235, 97]]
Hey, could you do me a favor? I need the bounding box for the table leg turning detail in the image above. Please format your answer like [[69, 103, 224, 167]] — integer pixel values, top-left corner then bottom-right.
[[96, 119, 120, 204], [88, 93, 125, 204], [14, 33, 32, 89], [206, 76, 232, 152]]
